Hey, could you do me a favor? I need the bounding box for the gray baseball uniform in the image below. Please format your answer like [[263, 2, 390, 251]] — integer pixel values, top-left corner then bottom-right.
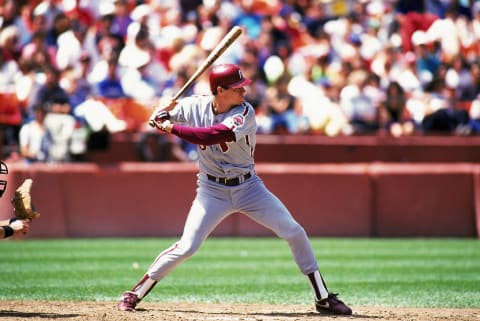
[[118, 63, 352, 315], [146, 95, 319, 281]]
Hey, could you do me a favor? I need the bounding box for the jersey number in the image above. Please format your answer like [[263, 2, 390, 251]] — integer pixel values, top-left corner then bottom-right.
[[199, 141, 230, 153], [199, 135, 252, 154]]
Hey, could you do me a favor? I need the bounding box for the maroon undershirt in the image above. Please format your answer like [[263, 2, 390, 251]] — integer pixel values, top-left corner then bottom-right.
[[171, 123, 235, 145]]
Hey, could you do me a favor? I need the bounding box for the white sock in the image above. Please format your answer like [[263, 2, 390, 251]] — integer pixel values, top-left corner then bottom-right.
[[133, 275, 157, 299], [307, 270, 329, 301]]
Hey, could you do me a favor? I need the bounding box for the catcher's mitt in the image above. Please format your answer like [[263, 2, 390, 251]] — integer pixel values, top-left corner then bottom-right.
[[11, 178, 40, 220]]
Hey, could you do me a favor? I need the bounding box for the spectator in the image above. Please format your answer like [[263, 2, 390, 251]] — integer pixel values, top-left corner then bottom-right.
[[45, 12, 71, 48], [425, 7, 461, 63], [87, 22, 124, 86], [32, 0, 63, 31], [0, 47, 21, 156], [469, 94, 480, 134], [340, 69, 380, 134], [421, 81, 470, 134], [381, 81, 414, 136], [394, 51, 423, 93], [28, 66, 81, 162], [411, 30, 441, 88], [445, 54, 475, 101], [74, 55, 128, 136], [0, 0, 32, 47], [0, 43, 19, 93], [468, 60, 480, 98], [61, 53, 93, 111], [264, 73, 306, 134], [288, 72, 349, 136], [0, 25, 21, 62], [63, 0, 94, 30], [18, 104, 48, 163], [94, 56, 126, 99], [28, 66, 70, 116], [20, 30, 57, 67], [110, 0, 133, 40], [119, 26, 167, 106], [15, 58, 38, 119], [43, 105, 77, 163], [55, 20, 89, 71]]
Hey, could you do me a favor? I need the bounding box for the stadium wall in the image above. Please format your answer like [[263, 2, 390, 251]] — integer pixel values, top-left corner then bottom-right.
[[0, 162, 477, 238]]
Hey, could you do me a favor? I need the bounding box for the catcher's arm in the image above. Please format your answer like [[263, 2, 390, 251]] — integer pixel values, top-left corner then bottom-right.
[[1, 218, 30, 239]]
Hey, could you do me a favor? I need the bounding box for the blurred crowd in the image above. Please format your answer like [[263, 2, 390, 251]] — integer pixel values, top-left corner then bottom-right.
[[1, 0, 480, 163]]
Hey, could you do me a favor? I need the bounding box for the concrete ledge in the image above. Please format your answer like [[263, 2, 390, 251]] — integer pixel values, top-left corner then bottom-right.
[[254, 135, 480, 163], [0, 162, 477, 238], [86, 133, 480, 163]]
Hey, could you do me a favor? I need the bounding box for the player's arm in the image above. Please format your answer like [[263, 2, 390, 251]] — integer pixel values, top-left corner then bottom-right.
[[152, 102, 236, 145], [165, 123, 235, 145], [1, 218, 30, 239]]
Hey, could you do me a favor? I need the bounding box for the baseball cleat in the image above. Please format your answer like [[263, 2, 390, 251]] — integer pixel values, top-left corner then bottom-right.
[[117, 291, 139, 311], [315, 293, 352, 315]]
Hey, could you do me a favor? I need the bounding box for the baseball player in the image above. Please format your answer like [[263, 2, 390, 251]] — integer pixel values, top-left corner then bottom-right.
[[117, 64, 352, 315], [0, 161, 31, 239]]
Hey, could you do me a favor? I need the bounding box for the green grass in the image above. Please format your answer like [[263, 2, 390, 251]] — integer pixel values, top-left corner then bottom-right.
[[0, 238, 478, 308]]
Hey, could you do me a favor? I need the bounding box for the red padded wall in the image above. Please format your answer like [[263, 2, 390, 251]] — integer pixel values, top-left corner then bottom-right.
[[370, 163, 476, 237], [0, 162, 477, 238]]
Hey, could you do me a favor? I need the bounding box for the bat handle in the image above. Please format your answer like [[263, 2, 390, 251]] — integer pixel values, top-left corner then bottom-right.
[[148, 119, 156, 128]]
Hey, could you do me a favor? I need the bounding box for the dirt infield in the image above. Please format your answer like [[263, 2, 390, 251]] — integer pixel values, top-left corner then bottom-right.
[[0, 301, 478, 321]]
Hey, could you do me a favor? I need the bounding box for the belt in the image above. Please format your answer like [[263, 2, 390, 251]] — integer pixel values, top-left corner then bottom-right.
[[207, 172, 252, 186]]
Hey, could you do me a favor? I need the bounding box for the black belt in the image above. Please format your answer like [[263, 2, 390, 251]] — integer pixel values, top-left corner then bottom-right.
[[207, 173, 252, 186]]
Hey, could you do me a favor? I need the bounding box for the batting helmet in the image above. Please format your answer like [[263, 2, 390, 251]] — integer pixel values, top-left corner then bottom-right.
[[209, 64, 252, 94], [0, 161, 8, 198]]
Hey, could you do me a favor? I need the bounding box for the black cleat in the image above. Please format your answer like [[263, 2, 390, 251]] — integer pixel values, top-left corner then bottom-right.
[[315, 293, 352, 315]]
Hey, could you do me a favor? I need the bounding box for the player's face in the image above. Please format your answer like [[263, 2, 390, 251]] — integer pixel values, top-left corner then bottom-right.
[[216, 86, 246, 113], [224, 86, 246, 103]]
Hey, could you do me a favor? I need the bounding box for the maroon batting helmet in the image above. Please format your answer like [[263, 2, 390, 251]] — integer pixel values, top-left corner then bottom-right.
[[209, 64, 252, 94]]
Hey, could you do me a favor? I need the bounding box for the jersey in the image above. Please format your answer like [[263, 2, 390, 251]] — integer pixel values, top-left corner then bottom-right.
[[169, 95, 256, 178], [144, 95, 320, 285]]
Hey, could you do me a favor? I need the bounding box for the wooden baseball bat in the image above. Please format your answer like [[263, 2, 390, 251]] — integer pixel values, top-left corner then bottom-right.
[[148, 25, 243, 128]]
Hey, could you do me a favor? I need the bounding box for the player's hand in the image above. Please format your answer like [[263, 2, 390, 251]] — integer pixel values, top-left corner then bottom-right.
[[10, 219, 30, 235], [155, 119, 173, 133], [154, 110, 170, 123], [149, 98, 177, 129]]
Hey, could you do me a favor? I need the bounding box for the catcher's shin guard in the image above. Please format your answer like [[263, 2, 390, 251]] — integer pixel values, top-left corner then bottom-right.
[[132, 274, 157, 300], [307, 270, 329, 301]]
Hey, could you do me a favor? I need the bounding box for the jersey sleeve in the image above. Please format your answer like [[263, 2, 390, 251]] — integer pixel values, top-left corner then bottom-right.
[[221, 103, 256, 141], [171, 123, 234, 145]]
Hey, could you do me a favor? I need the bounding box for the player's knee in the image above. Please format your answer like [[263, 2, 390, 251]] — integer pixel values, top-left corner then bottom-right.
[[177, 242, 200, 258], [282, 223, 307, 242]]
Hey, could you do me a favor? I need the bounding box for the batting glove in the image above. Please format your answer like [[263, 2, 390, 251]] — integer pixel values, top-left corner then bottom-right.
[[154, 110, 170, 123], [158, 119, 172, 132]]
